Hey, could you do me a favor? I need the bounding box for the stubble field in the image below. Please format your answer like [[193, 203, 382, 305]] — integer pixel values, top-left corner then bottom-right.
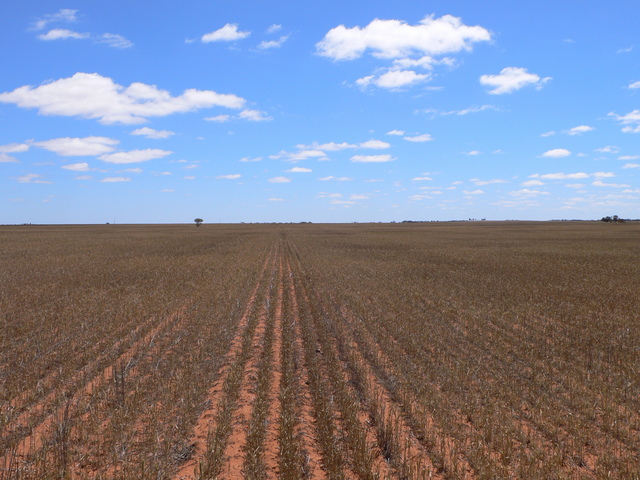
[[1, 222, 639, 479]]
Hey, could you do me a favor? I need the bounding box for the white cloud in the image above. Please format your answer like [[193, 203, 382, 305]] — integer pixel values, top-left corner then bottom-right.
[[610, 110, 640, 133], [272, 149, 327, 162], [412, 176, 433, 181], [619, 155, 639, 160], [74, 175, 92, 180], [205, 114, 231, 123], [593, 180, 630, 188], [239, 156, 262, 162], [623, 163, 640, 169], [0, 153, 19, 163], [258, 36, 289, 50], [420, 104, 498, 116], [472, 178, 506, 186], [360, 139, 390, 149], [465, 150, 482, 155], [16, 173, 52, 184], [530, 172, 589, 180], [62, 162, 91, 171], [101, 177, 131, 182], [463, 189, 484, 195], [286, 167, 312, 173], [356, 70, 430, 89], [216, 174, 241, 179], [0, 143, 29, 153], [595, 145, 620, 153], [480, 67, 551, 94], [541, 148, 571, 158], [268, 197, 284, 202], [540, 131, 556, 137], [98, 33, 133, 49], [522, 179, 544, 186], [628, 81, 640, 89], [319, 176, 352, 181], [350, 194, 369, 200], [33, 9, 78, 31], [34, 136, 119, 156], [99, 149, 172, 164], [404, 133, 433, 142], [351, 154, 394, 163], [38, 29, 88, 41], [316, 14, 491, 61], [0, 73, 246, 125], [567, 125, 594, 135], [509, 189, 550, 197], [386, 130, 404, 136], [131, 127, 175, 139], [269, 176, 291, 183], [267, 24, 282, 34], [121, 167, 142, 173], [238, 109, 272, 122], [202, 24, 250, 42]]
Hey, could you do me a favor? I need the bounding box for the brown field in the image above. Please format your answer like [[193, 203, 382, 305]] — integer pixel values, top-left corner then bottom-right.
[[1, 221, 639, 479]]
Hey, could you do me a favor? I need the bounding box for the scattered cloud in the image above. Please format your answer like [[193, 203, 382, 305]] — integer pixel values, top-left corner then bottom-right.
[[610, 110, 640, 133], [267, 24, 282, 34], [480, 67, 551, 94], [238, 109, 272, 122], [541, 148, 571, 158], [0, 153, 19, 163], [316, 15, 491, 61], [592, 180, 630, 188], [38, 29, 88, 41], [319, 176, 352, 181], [0, 143, 29, 153], [419, 104, 498, 116], [404, 133, 433, 142], [628, 81, 640, 89], [202, 24, 250, 43], [509, 189, 550, 197], [271, 149, 327, 162], [258, 35, 289, 50], [97, 33, 133, 49], [472, 178, 506, 186], [356, 70, 430, 90], [351, 154, 394, 163], [595, 145, 620, 153], [269, 176, 291, 183], [62, 162, 91, 171], [567, 125, 594, 135], [32, 9, 78, 31], [360, 139, 390, 149], [121, 167, 143, 173], [522, 179, 544, 186], [16, 173, 52, 184], [268, 197, 284, 201], [623, 163, 640, 169], [619, 155, 639, 160], [34, 136, 119, 156], [239, 156, 262, 162], [216, 174, 241, 179], [463, 189, 484, 195], [286, 167, 312, 173], [0, 73, 246, 125], [412, 176, 433, 181], [131, 127, 175, 139], [101, 177, 131, 182], [99, 148, 172, 164], [465, 150, 482, 156], [386, 130, 405, 136], [204, 114, 231, 123]]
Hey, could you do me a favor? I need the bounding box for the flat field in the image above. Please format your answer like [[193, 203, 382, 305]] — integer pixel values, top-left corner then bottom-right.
[[1, 222, 639, 479]]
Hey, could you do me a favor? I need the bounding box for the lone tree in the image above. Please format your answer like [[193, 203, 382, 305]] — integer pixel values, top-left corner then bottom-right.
[[194, 218, 203, 227]]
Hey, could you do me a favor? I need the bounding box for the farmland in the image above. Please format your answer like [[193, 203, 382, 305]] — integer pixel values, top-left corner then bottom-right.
[[1, 222, 639, 479]]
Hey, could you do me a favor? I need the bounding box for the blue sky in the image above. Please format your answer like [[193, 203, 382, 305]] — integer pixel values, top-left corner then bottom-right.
[[1, 1, 639, 223]]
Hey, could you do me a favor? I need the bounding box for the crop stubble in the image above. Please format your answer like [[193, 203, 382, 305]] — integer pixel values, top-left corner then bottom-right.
[[2, 222, 639, 479]]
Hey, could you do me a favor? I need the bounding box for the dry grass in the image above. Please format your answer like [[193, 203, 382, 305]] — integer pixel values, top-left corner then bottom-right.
[[2, 221, 639, 479]]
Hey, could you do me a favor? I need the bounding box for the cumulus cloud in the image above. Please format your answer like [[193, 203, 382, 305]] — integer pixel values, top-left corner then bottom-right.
[[386, 130, 405, 136], [216, 174, 241, 179], [472, 178, 506, 186], [508, 189, 550, 197], [34, 136, 119, 156], [62, 162, 91, 171], [567, 125, 594, 135], [101, 177, 130, 182], [16, 173, 52, 184], [269, 176, 291, 183], [0, 143, 29, 153], [0, 73, 246, 124], [522, 179, 544, 186], [38, 29, 88, 41], [319, 176, 352, 181], [271, 149, 327, 162], [239, 156, 262, 162], [530, 172, 589, 180], [99, 149, 172, 164], [412, 176, 433, 181], [238, 109, 272, 122], [623, 163, 640, 169], [202, 24, 250, 42], [360, 139, 390, 149], [463, 189, 484, 195], [131, 127, 175, 139], [593, 180, 630, 188], [595, 145, 620, 153], [258, 35, 289, 49], [356, 70, 430, 89], [404, 133, 432, 142], [317, 14, 491, 61], [541, 148, 571, 158], [0, 153, 19, 163], [351, 154, 395, 163], [610, 110, 640, 133], [480, 67, 551, 94], [286, 167, 312, 172]]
